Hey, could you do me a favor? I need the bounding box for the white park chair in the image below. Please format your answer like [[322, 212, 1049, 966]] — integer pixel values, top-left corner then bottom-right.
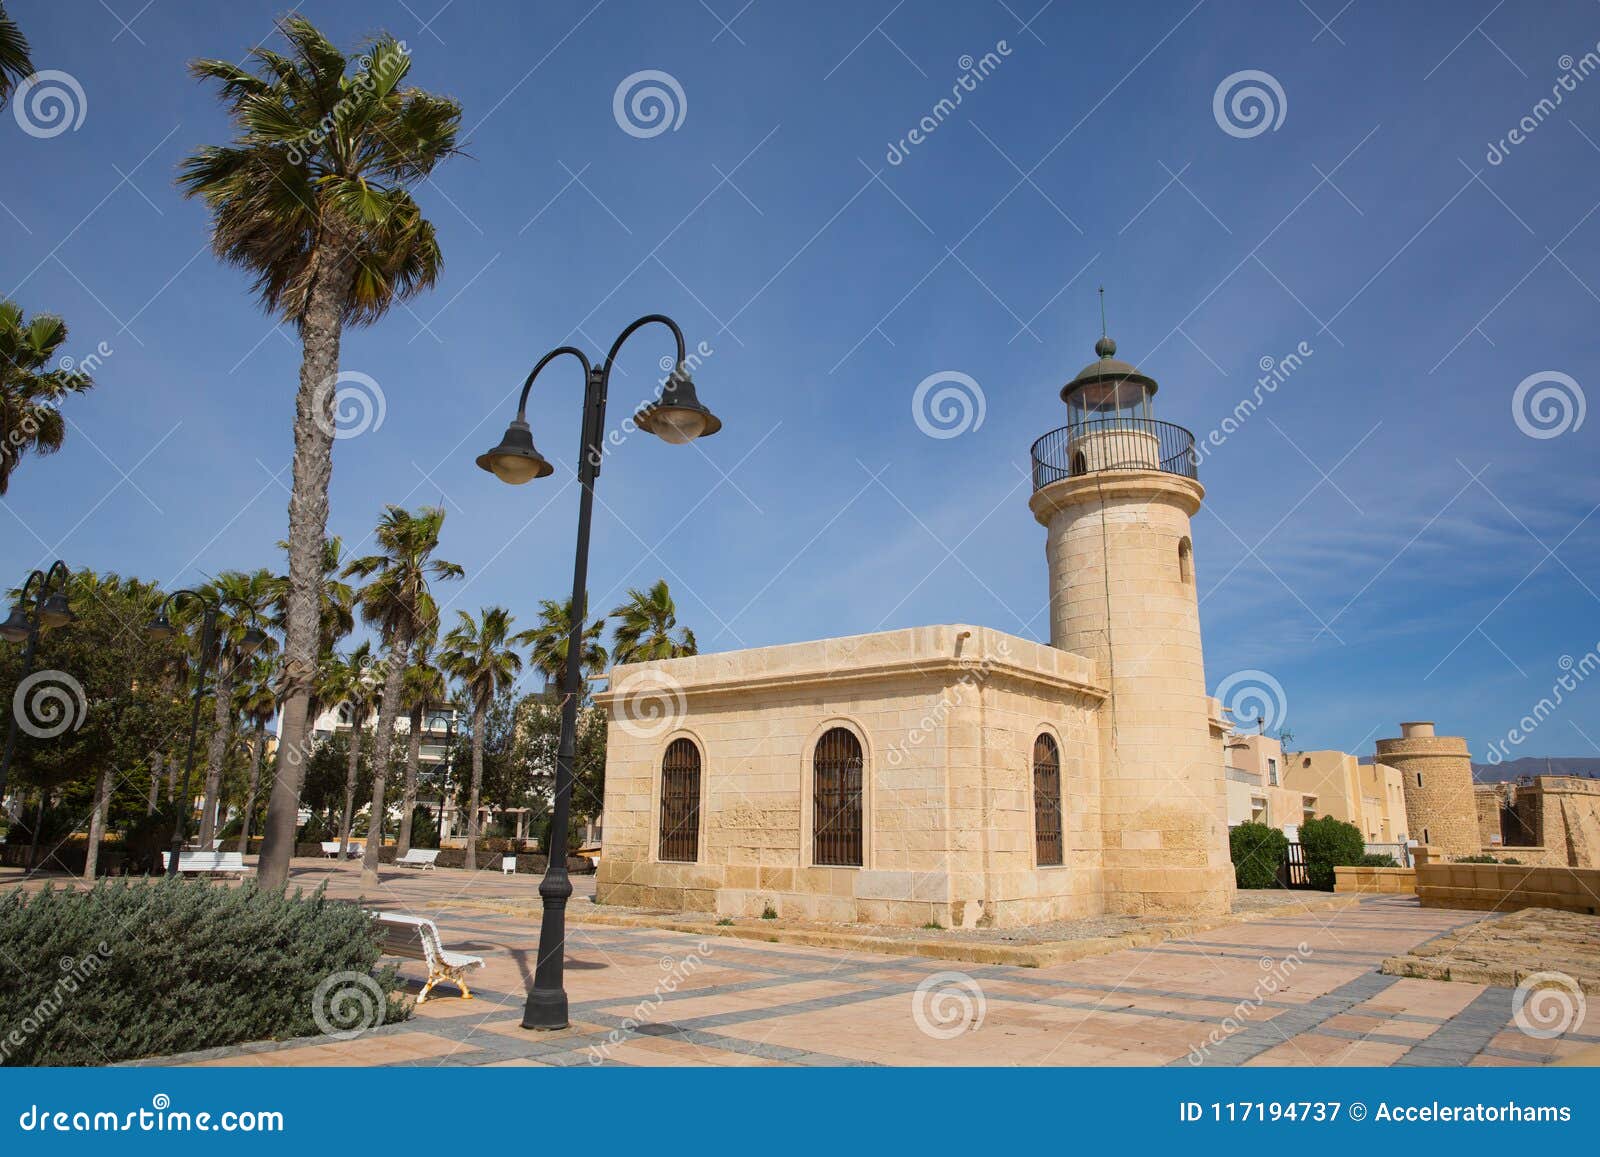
[[373, 912, 483, 1002], [395, 848, 440, 870]]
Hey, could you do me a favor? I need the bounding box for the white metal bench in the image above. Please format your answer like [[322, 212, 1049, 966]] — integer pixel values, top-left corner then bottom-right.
[[373, 912, 483, 1002], [161, 851, 250, 877], [320, 841, 363, 859], [395, 848, 440, 870]]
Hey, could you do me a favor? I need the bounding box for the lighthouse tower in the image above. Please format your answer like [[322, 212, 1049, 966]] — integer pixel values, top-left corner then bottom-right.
[[1027, 333, 1232, 916]]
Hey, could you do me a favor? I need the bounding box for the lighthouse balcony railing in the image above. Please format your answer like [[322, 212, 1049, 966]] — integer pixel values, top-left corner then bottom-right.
[[1030, 417, 1198, 491]]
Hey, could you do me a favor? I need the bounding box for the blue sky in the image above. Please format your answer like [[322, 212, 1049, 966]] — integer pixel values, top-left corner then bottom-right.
[[4, 0, 1598, 762]]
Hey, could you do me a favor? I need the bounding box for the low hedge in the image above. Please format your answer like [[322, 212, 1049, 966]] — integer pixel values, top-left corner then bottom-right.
[[1229, 822, 1288, 889], [0, 880, 409, 1066]]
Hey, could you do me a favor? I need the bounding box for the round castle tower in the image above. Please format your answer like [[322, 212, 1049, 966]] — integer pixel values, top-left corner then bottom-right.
[[1027, 336, 1232, 916], [1376, 721, 1479, 856]]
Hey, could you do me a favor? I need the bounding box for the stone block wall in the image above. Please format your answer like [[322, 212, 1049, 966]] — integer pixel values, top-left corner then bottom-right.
[[595, 625, 1107, 927]]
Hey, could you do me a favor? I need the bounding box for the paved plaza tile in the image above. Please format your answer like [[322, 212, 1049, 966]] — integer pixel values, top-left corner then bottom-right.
[[44, 859, 1582, 1068]]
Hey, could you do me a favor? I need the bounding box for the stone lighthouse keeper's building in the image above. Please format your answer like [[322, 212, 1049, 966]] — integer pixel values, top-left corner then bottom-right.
[[595, 337, 1233, 927]]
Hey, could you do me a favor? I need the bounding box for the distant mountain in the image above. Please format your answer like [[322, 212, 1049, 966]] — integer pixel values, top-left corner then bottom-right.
[[1355, 755, 1600, 783], [1469, 758, 1600, 784]]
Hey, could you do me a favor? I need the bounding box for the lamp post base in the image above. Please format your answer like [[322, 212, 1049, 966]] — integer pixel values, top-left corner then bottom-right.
[[521, 987, 569, 1031]]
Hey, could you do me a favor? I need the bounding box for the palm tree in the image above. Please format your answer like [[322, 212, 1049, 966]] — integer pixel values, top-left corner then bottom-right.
[[0, 2, 32, 107], [344, 505, 461, 888], [525, 595, 609, 688], [183, 17, 463, 889], [610, 579, 697, 665], [439, 607, 531, 871], [233, 658, 277, 854], [0, 301, 96, 494], [197, 569, 279, 845], [322, 641, 377, 858], [396, 643, 446, 856]]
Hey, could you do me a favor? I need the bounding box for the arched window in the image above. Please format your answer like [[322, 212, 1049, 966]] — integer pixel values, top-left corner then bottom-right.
[[1033, 733, 1063, 866], [1178, 536, 1194, 582], [658, 738, 701, 862], [813, 727, 864, 867]]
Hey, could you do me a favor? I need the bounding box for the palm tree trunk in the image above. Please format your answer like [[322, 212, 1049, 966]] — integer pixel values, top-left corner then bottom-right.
[[256, 234, 357, 890], [165, 751, 177, 801], [198, 653, 236, 846], [237, 718, 268, 854], [338, 714, 361, 857], [146, 752, 161, 814], [465, 702, 486, 872], [397, 701, 423, 856], [360, 635, 412, 890], [83, 763, 115, 880]]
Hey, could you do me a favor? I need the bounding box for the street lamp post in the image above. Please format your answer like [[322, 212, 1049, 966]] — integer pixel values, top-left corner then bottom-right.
[[475, 313, 722, 1031], [0, 560, 76, 804], [439, 714, 456, 839], [146, 590, 265, 877]]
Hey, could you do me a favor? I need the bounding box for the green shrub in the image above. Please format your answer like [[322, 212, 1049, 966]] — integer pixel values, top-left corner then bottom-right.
[[1229, 822, 1288, 889], [1359, 853, 1399, 867], [0, 880, 409, 1066], [1456, 853, 1522, 865], [1299, 815, 1365, 889]]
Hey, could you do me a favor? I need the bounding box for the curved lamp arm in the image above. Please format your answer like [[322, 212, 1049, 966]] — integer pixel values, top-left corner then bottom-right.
[[600, 314, 687, 387], [513, 346, 594, 421]]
